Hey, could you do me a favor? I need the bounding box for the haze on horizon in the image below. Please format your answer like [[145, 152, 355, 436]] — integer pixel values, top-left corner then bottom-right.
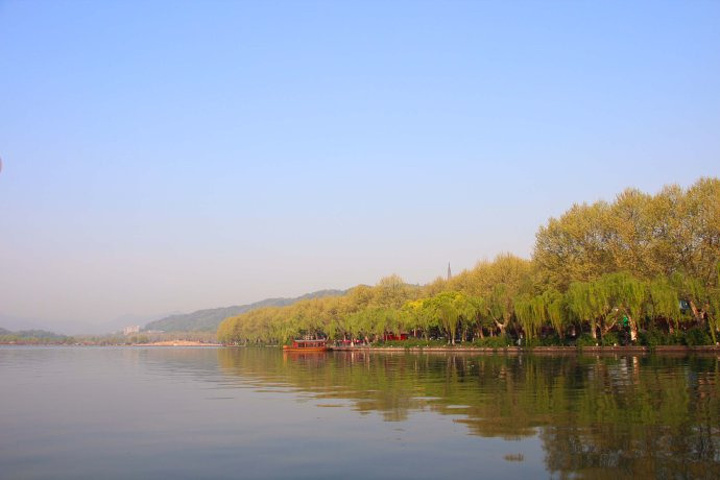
[[1, 1, 719, 334]]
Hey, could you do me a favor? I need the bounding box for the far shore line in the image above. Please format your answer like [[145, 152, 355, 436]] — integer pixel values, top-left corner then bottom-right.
[[0, 341, 223, 347], [141, 340, 223, 347]]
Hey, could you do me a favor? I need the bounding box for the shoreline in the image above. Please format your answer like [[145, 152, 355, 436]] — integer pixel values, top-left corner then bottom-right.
[[139, 340, 223, 347], [327, 345, 720, 355], [3, 343, 718, 353]]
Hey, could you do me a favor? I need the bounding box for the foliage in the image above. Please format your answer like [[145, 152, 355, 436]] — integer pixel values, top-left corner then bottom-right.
[[537, 334, 564, 347], [601, 331, 619, 346], [534, 178, 720, 290], [472, 335, 511, 348], [216, 178, 720, 349], [378, 338, 448, 348], [0, 328, 75, 345], [684, 327, 713, 346], [575, 334, 598, 348], [638, 328, 684, 348]]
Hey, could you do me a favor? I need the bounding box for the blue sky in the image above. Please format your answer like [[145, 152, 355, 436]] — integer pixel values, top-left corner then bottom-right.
[[1, 1, 719, 333]]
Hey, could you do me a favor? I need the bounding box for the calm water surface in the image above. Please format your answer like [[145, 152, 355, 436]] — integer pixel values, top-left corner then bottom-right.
[[1, 346, 719, 479]]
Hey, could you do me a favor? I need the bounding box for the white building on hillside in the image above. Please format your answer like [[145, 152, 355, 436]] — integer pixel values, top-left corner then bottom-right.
[[123, 325, 140, 335]]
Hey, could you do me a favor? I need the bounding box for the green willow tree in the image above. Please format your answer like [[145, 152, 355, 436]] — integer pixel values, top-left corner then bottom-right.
[[646, 276, 683, 333], [431, 292, 461, 344]]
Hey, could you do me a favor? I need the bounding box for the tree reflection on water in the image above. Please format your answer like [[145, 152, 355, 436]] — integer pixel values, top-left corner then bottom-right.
[[217, 348, 720, 478]]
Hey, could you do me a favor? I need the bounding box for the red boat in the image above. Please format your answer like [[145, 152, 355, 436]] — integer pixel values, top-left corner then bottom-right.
[[282, 338, 328, 353]]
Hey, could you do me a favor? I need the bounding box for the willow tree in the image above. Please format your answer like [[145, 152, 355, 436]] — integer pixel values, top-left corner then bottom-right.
[[480, 253, 534, 336], [380, 306, 403, 339], [446, 292, 477, 342], [646, 277, 682, 333], [402, 298, 438, 340], [515, 289, 568, 341], [671, 272, 709, 322], [707, 283, 719, 344], [288, 300, 324, 339], [356, 307, 388, 342], [320, 296, 352, 341], [466, 295, 490, 339], [602, 272, 646, 342], [397, 304, 419, 339], [264, 308, 295, 344], [565, 274, 640, 341], [708, 264, 720, 343], [484, 283, 508, 336], [344, 311, 368, 343], [514, 294, 543, 340], [217, 316, 237, 344], [431, 292, 461, 344], [544, 288, 568, 339], [671, 270, 719, 343], [566, 281, 605, 340]]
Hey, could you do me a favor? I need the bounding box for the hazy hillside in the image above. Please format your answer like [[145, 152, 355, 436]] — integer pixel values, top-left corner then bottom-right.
[[143, 289, 346, 332]]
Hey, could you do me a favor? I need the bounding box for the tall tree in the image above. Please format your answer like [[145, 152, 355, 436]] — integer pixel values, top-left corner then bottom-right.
[[431, 292, 461, 344], [534, 201, 612, 290]]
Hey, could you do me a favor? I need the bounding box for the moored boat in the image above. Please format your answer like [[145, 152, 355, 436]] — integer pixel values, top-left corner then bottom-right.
[[283, 338, 328, 353]]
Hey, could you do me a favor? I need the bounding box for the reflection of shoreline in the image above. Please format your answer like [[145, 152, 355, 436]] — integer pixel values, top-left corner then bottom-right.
[[215, 347, 720, 477]]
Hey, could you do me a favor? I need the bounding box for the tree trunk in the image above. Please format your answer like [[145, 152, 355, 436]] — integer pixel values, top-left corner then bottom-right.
[[627, 313, 638, 343], [689, 299, 700, 321], [601, 317, 617, 336]]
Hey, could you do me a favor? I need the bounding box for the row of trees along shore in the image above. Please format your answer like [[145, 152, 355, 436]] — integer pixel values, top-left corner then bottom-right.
[[218, 177, 720, 347]]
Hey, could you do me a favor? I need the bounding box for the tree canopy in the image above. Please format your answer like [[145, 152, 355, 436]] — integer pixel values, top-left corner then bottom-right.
[[218, 178, 720, 347]]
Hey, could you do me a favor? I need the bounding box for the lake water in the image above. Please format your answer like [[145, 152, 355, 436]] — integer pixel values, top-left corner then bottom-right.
[[1, 347, 719, 479]]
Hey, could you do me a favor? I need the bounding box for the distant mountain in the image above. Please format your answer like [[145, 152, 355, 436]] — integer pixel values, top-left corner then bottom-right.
[[143, 289, 346, 333]]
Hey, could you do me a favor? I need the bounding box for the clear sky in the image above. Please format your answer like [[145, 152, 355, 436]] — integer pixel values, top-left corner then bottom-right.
[[1, 1, 719, 333]]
